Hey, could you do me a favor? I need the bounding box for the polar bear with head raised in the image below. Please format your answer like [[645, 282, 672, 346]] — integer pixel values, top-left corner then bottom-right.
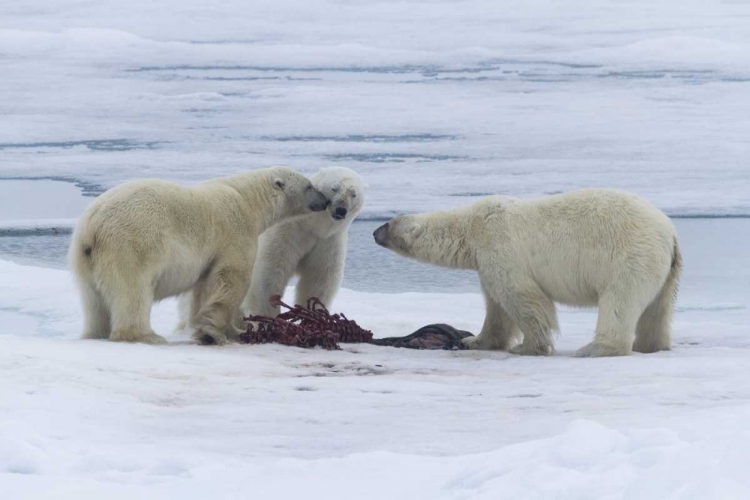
[[244, 166, 366, 317]]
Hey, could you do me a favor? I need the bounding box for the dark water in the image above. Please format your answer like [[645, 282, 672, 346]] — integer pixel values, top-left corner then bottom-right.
[[344, 221, 480, 293], [0, 221, 480, 293], [0, 234, 72, 269], [0, 218, 746, 295]]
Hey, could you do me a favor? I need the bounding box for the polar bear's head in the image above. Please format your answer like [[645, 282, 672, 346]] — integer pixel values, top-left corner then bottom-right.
[[373, 214, 425, 257], [269, 166, 329, 216], [374, 209, 477, 270], [311, 166, 366, 222]]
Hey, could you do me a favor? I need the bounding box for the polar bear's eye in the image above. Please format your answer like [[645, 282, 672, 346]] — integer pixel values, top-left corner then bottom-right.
[[351, 192, 357, 198]]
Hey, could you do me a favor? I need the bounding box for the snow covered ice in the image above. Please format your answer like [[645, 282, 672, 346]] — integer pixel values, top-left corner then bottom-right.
[[1, 0, 750, 498], [1, 252, 750, 499]]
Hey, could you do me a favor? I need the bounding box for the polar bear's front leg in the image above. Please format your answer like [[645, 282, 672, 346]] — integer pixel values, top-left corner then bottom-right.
[[502, 288, 558, 356], [191, 262, 250, 346], [295, 236, 346, 309], [462, 288, 520, 350], [245, 234, 302, 318], [174, 292, 193, 334]]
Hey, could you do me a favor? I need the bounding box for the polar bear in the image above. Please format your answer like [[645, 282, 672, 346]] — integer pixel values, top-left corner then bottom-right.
[[373, 188, 681, 357], [68, 167, 328, 346], [244, 166, 365, 317]]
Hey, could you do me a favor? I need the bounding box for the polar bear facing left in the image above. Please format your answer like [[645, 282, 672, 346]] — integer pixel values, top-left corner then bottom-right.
[[374, 188, 681, 357], [68, 167, 328, 345], [244, 166, 366, 317]]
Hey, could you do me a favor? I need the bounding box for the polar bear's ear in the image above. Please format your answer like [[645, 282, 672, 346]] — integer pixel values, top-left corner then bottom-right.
[[273, 178, 285, 190], [407, 223, 422, 237]]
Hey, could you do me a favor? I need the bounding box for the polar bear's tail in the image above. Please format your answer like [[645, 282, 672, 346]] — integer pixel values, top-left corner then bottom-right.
[[633, 237, 682, 353], [67, 213, 97, 279]]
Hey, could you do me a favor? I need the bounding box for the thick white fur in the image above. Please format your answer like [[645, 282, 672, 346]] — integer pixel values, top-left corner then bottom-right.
[[244, 167, 365, 316], [68, 167, 327, 345], [375, 188, 681, 357]]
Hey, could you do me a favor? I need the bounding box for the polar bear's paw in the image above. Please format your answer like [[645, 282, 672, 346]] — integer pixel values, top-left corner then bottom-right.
[[461, 336, 483, 350], [193, 329, 228, 346], [111, 329, 167, 345], [632, 336, 671, 354], [509, 342, 553, 356], [142, 332, 168, 345], [461, 334, 510, 351], [574, 341, 630, 358]]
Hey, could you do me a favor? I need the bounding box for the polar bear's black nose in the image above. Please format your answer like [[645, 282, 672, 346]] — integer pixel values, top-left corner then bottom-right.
[[333, 207, 348, 220], [373, 223, 389, 247]]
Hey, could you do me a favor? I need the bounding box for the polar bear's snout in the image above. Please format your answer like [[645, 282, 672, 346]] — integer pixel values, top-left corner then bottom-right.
[[373, 222, 389, 247], [307, 187, 329, 212], [326, 190, 356, 221]]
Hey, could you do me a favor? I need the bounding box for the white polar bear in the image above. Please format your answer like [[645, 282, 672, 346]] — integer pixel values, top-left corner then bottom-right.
[[244, 166, 365, 317], [374, 188, 681, 357], [68, 167, 328, 346]]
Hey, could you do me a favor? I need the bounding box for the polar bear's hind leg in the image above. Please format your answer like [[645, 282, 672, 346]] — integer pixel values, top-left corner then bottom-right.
[[633, 239, 682, 353], [80, 281, 112, 340], [106, 276, 166, 345], [575, 288, 647, 358]]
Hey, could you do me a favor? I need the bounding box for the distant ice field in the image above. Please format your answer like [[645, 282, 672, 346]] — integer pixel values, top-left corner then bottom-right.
[[1, 0, 750, 219]]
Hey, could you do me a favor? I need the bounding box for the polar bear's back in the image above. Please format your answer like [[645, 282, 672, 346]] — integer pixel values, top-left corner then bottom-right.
[[483, 188, 674, 241], [76, 180, 209, 250], [535, 188, 673, 242], [69, 178, 243, 286], [480, 188, 676, 306]]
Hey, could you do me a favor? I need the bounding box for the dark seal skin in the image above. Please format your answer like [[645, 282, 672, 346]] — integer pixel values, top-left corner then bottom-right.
[[370, 323, 474, 350]]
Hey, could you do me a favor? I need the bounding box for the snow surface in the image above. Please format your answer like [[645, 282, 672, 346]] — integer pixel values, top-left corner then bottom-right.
[[1, 256, 749, 498], [1, 0, 750, 218], [2, 1, 750, 497]]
